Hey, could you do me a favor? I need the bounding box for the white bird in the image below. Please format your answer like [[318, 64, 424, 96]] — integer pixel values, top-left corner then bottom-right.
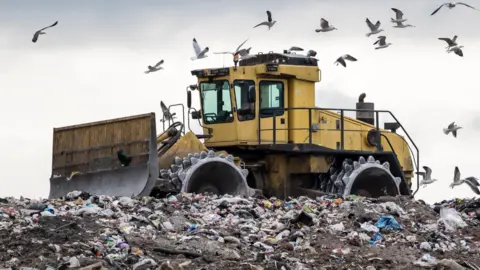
[[190, 38, 209, 61], [32, 21, 58, 43], [443, 122, 462, 137], [365, 18, 384, 37], [431, 2, 478, 16], [334, 54, 357, 67], [253, 10, 277, 30], [284, 46, 304, 54], [214, 39, 249, 56], [393, 21, 415, 28], [315, 18, 337, 32], [144, 59, 164, 74], [447, 45, 464, 57], [419, 166, 438, 187], [391, 8, 408, 23], [450, 166, 480, 195], [373, 36, 392, 49], [438, 35, 459, 49]]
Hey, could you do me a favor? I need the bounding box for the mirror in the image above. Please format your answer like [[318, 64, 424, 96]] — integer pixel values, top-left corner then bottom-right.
[[247, 87, 256, 103], [191, 111, 201, 120], [187, 91, 192, 109]]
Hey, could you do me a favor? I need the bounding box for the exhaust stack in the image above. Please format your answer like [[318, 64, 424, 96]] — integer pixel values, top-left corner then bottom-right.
[[356, 93, 374, 125]]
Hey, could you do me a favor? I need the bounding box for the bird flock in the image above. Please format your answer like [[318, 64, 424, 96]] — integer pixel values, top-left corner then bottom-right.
[[30, 3, 479, 197]]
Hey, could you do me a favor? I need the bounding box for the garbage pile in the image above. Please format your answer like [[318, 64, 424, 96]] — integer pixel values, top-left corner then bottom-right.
[[1, 192, 480, 270]]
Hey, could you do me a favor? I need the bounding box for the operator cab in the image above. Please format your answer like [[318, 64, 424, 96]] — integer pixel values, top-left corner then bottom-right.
[[189, 52, 320, 147]]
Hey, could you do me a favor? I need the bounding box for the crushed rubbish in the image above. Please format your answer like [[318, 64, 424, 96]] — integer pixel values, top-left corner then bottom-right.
[[0, 192, 479, 269]]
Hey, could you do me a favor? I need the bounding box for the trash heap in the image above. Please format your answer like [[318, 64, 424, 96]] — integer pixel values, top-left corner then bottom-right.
[[0, 192, 480, 270]]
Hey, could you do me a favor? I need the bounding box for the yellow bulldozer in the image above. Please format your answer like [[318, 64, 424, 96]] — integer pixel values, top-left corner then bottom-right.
[[49, 52, 420, 200]]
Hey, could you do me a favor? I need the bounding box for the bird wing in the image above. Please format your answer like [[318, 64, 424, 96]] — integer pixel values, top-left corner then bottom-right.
[[153, 59, 164, 68], [289, 46, 304, 51], [464, 179, 480, 195], [439, 37, 454, 46], [448, 121, 455, 129], [457, 2, 477, 10], [465, 177, 480, 186], [235, 38, 249, 53], [344, 54, 357, 61], [267, 10, 273, 22], [391, 8, 404, 19], [366, 18, 375, 31], [454, 166, 461, 183], [423, 166, 432, 180], [32, 31, 40, 42], [452, 35, 458, 43], [335, 57, 346, 67], [431, 4, 445, 16], [253, 22, 268, 28], [214, 51, 234, 55], [320, 18, 329, 28], [373, 39, 380, 45], [396, 21, 404, 26], [378, 36, 386, 45], [38, 21, 58, 32], [192, 38, 202, 56], [374, 21, 381, 29]]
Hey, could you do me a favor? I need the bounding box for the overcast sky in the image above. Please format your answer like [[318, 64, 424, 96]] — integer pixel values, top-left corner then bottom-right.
[[1, 0, 480, 203]]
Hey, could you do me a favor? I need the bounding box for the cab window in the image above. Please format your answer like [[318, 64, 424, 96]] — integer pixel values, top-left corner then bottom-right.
[[199, 80, 233, 124], [234, 80, 256, 121], [259, 81, 284, 117]]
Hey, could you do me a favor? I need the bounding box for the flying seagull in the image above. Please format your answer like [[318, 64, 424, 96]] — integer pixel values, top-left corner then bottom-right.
[[32, 21, 58, 43], [438, 35, 458, 49], [253, 10, 277, 30], [373, 36, 392, 49], [419, 166, 438, 187], [144, 60, 164, 74], [365, 18, 384, 37], [315, 18, 337, 32], [391, 8, 408, 23], [450, 166, 480, 195], [190, 38, 209, 61], [284, 46, 304, 54], [334, 54, 357, 67], [431, 2, 477, 16], [447, 45, 464, 57], [214, 39, 249, 56], [443, 122, 462, 137], [393, 21, 415, 28]]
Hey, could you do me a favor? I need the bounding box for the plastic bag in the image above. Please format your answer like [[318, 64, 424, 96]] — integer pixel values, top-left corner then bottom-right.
[[438, 207, 467, 231]]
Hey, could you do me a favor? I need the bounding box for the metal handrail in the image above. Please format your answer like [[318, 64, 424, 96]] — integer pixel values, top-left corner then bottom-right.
[[257, 107, 420, 196]]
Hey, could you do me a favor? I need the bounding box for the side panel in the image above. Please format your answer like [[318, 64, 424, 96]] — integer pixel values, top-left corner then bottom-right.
[[49, 113, 158, 198]]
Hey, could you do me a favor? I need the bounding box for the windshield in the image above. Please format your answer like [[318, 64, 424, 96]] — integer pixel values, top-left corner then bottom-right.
[[200, 80, 233, 124]]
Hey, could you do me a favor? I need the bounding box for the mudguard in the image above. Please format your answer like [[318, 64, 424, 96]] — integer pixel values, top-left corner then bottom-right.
[[49, 113, 159, 199]]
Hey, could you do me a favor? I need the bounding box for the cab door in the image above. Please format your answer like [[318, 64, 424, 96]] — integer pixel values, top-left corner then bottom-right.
[[233, 79, 258, 144], [258, 79, 288, 144]]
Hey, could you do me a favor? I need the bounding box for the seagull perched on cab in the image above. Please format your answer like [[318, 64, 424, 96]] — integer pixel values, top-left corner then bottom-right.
[[373, 36, 392, 49], [365, 18, 384, 37], [284, 46, 304, 54], [393, 21, 415, 28], [32, 21, 58, 43], [447, 45, 464, 57], [214, 39, 249, 56], [253, 10, 277, 30], [144, 59, 164, 74], [190, 38, 209, 61], [431, 2, 478, 16], [419, 166, 438, 187], [334, 54, 357, 67], [443, 122, 462, 137], [438, 35, 459, 49], [315, 18, 337, 32], [391, 8, 408, 23], [450, 166, 480, 195]]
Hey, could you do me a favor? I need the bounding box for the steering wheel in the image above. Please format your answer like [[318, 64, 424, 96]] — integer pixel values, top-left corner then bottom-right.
[[204, 113, 217, 123]]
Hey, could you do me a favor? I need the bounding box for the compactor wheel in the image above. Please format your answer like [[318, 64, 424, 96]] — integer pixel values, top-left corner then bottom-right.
[[324, 156, 402, 198], [158, 150, 255, 197]]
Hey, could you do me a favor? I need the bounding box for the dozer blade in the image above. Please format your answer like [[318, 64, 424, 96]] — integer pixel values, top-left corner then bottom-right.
[[49, 113, 159, 199]]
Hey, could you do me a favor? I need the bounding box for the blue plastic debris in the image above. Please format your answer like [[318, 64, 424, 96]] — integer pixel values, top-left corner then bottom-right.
[[375, 215, 402, 231]]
